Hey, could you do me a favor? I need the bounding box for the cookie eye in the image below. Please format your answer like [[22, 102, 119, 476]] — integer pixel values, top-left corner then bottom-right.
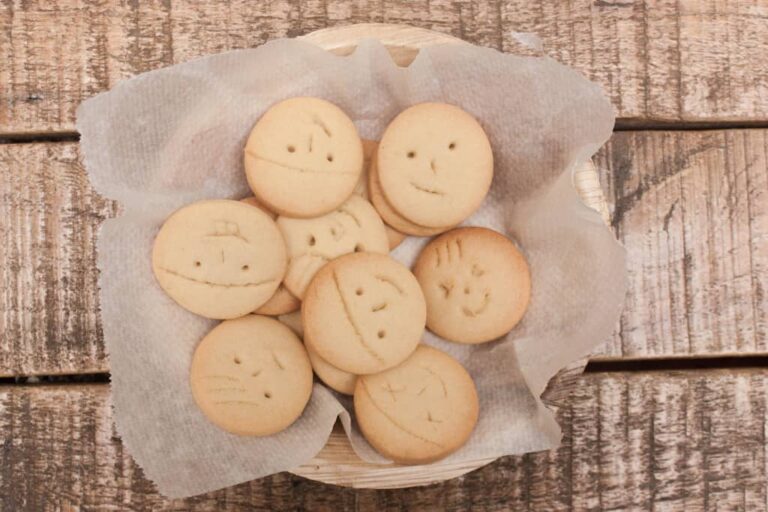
[[356, 288, 364, 296], [354, 244, 364, 252], [234, 357, 242, 365], [407, 151, 416, 159], [377, 330, 386, 339], [448, 142, 456, 150], [464, 287, 470, 294], [308, 235, 316, 246], [326, 153, 334, 162], [287, 145, 296, 153], [264, 392, 272, 399], [194, 261, 201, 267]]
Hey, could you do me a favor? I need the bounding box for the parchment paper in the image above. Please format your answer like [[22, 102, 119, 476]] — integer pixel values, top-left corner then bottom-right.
[[77, 38, 625, 498]]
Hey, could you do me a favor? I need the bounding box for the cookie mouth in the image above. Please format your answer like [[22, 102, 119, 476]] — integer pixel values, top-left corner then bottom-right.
[[160, 268, 277, 289], [461, 292, 490, 317], [409, 181, 445, 196], [245, 150, 357, 176]]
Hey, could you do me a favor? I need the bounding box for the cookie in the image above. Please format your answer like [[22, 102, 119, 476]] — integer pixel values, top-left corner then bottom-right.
[[244, 97, 363, 218], [255, 285, 300, 316], [278, 311, 357, 395], [240, 196, 275, 218], [152, 200, 287, 319], [413, 227, 531, 344], [377, 103, 493, 228], [277, 195, 389, 298], [307, 344, 358, 396], [190, 315, 313, 436], [303, 252, 425, 374], [354, 345, 479, 464], [368, 152, 452, 237]]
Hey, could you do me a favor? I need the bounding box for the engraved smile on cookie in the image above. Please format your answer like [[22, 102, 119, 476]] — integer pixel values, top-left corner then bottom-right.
[[244, 149, 358, 176], [409, 181, 445, 196], [461, 291, 491, 317], [159, 268, 277, 289]]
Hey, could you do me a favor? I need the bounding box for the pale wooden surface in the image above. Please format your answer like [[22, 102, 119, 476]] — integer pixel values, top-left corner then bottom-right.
[[3, 0, 768, 135], [3, 129, 766, 375], [3, 369, 768, 510]]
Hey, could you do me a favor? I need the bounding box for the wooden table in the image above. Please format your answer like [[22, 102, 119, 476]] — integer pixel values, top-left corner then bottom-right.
[[2, 1, 767, 510]]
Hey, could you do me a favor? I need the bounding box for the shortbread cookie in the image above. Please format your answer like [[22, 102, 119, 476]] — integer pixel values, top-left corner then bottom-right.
[[190, 315, 313, 436], [239, 197, 299, 316], [307, 344, 358, 395], [277, 195, 389, 298], [368, 153, 451, 237], [277, 312, 356, 395], [354, 345, 479, 464], [303, 252, 425, 374], [255, 285, 300, 316], [377, 103, 493, 227], [240, 196, 275, 218], [244, 97, 363, 218], [152, 200, 287, 319], [413, 227, 531, 344]]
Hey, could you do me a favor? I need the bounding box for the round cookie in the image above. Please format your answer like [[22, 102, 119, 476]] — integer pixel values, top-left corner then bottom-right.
[[413, 227, 531, 344], [368, 152, 452, 237], [244, 97, 363, 218], [378, 103, 493, 228], [190, 315, 313, 436], [240, 195, 275, 218], [152, 200, 287, 319], [277, 195, 389, 298], [303, 252, 426, 375], [307, 344, 358, 396], [354, 345, 479, 464], [255, 285, 300, 316]]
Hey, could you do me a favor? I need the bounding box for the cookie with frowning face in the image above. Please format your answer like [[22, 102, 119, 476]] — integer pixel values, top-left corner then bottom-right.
[[152, 200, 287, 319], [413, 227, 530, 344], [354, 345, 479, 464], [377, 103, 493, 228], [190, 315, 313, 436], [303, 252, 425, 375], [277, 195, 389, 299], [244, 97, 363, 218]]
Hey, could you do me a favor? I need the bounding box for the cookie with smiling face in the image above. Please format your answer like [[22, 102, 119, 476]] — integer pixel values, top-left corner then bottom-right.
[[277, 195, 389, 299], [303, 252, 426, 375], [377, 103, 493, 228], [190, 315, 313, 436], [413, 227, 531, 344], [354, 345, 479, 464], [244, 97, 363, 218], [152, 200, 287, 319]]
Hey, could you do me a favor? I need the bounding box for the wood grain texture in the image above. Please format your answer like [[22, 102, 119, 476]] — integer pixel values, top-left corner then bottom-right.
[[2, 369, 768, 510], [0, 142, 117, 377], [2, 128, 766, 375], [595, 129, 768, 359], [2, 1, 768, 135]]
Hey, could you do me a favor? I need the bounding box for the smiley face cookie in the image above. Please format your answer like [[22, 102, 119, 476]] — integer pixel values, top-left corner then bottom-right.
[[377, 103, 493, 228], [354, 345, 479, 464], [368, 151, 452, 237], [413, 227, 531, 344], [190, 315, 313, 436], [303, 252, 426, 375], [152, 200, 287, 319], [244, 97, 363, 218], [277, 195, 389, 298]]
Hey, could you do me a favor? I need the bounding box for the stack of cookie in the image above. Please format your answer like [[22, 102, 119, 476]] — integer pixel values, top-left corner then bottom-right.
[[151, 97, 531, 464]]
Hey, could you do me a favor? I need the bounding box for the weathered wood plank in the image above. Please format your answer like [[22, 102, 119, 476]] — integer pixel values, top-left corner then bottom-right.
[[596, 129, 768, 359], [2, 0, 768, 135], [1, 370, 767, 510], [0, 142, 117, 376], [2, 128, 766, 374]]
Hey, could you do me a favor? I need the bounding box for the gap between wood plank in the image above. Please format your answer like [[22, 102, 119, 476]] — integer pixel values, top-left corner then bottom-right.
[[5, 119, 768, 143], [4, 356, 768, 384]]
